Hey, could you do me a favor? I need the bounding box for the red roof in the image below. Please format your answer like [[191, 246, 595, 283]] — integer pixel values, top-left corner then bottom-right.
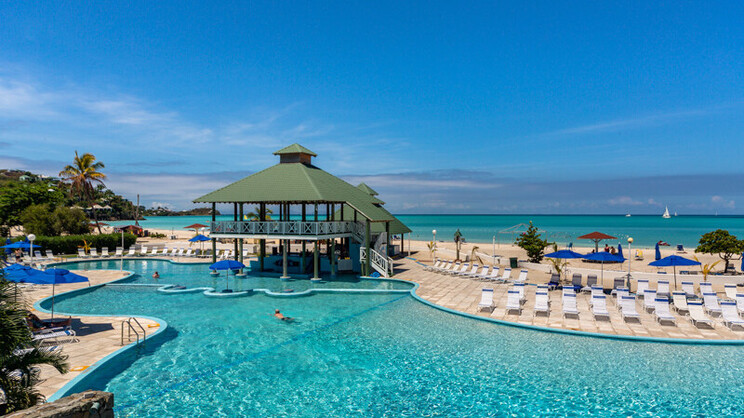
[[184, 223, 208, 229], [577, 231, 617, 240]]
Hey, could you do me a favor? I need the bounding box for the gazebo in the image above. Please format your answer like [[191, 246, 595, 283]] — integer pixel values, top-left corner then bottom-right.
[[193, 144, 409, 279]]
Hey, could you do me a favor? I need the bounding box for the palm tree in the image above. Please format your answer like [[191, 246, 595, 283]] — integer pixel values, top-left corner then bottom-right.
[[0, 280, 68, 414], [59, 151, 106, 233], [244, 207, 273, 221]]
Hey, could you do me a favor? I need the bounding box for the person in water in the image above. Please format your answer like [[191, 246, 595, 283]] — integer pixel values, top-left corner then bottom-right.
[[274, 309, 293, 321], [152, 271, 160, 279]]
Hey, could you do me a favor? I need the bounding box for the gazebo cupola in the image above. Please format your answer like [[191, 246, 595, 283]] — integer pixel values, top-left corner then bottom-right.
[[274, 143, 318, 165]]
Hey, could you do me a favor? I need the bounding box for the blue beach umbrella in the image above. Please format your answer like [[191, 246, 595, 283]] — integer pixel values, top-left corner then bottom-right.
[[544, 249, 585, 259], [37, 268, 89, 318], [189, 234, 211, 255], [1, 241, 41, 252], [617, 244, 623, 259], [649, 255, 701, 290], [2, 263, 44, 282], [209, 260, 245, 292], [655, 243, 661, 261], [583, 252, 626, 287]]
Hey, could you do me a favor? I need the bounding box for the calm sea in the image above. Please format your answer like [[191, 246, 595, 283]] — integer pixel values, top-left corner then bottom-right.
[[108, 214, 744, 248]]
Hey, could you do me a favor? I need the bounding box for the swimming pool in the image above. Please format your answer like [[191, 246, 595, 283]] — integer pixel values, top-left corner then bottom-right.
[[42, 260, 744, 416]]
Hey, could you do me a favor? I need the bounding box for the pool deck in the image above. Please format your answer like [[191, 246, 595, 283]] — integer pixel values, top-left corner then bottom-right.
[[395, 257, 744, 341], [22, 270, 158, 398], [20, 254, 744, 401]]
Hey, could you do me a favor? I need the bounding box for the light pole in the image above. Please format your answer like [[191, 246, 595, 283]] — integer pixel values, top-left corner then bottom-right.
[[28, 234, 36, 267], [492, 235, 496, 263], [626, 237, 633, 288], [432, 229, 437, 261]]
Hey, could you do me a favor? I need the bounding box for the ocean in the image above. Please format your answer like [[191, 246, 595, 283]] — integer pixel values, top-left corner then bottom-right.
[[108, 214, 744, 249]]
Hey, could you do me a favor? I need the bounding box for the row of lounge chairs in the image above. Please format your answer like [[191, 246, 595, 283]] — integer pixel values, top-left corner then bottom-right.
[[425, 259, 529, 282], [75, 247, 247, 259], [477, 284, 744, 330]]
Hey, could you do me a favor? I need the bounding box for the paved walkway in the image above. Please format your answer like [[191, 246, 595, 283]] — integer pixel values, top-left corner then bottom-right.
[[22, 270, 158, 398], [394, 257, 744, 341]]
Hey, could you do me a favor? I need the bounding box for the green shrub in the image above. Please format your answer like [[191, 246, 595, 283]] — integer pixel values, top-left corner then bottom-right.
[[514, 221, 550, 263], [29, 233, 137, 255], [20, 204, 90, 236]]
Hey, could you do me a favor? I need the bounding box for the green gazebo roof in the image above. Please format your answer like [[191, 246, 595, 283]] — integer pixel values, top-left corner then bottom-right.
[[194, 147, 393, 222], [357, 182, 379, 196], [272, 143, 317, 156], [333, 204, 412, 235]]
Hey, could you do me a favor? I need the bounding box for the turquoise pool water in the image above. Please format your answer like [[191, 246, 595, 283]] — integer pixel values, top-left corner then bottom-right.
[[46, 261, 744, 416], [59, 259, 410, 293]]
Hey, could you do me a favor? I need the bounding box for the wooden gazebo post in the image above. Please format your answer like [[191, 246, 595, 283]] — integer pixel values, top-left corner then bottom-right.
[[301, 204, 306, 273], [364, 218, 371, 276], [259, 203, 266, 271], [211, 203, 217, 263], [281, 203, 289, 279]]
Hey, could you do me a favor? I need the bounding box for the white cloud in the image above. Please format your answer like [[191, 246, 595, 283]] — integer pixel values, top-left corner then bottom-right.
[[607, 196, 644, 206], [150, 201, 174, 209], [711, 195, 735, 209]]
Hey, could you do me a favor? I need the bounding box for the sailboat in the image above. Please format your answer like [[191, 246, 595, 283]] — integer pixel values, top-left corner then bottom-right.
[[625, 213, 631, 217], [662, 206, 671, 219]]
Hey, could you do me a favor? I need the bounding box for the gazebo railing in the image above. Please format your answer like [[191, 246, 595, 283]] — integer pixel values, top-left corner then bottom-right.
[[211, 220, 363, 238]]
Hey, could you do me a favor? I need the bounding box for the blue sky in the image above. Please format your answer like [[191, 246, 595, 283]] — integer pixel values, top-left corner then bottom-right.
[[0, 1, 742, 214]]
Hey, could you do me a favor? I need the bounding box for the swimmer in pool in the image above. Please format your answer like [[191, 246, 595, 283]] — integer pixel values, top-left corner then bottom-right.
[[152, 271, 160, 279], [274, 309, 293, 322]]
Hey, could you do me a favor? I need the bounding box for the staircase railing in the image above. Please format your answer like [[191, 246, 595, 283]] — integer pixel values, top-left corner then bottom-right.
[[360, 247, 394, 277]]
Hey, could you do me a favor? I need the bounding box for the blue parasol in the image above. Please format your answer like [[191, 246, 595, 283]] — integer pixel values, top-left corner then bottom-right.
[[209, 260, 245, 292], [38, 268, 89, 318], [649, 255, 701, 290], [1, 241, 41, 251], [617, 243, 623, 259], [544, 249, 584, 259], [655, 242, 661, 261], [583, 252, 625, 287], [189, 234, 210, 242]]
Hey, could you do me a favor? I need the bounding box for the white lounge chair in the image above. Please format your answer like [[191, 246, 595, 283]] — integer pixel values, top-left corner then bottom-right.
[[115, 247, 123, 257], [703, 292, 722, 316], [671, 291, 689, 314], [44, 250, 55, 261], [505, 290, 522, 314], [101, 248, 109, 257], [513, 282, 526, 302], [425, 260, 442, 271], [654, 298, 677, 325], [446, 263, 464, 276], [590, 285, 604, 305], [34, 250, 44, 260], [477, 288, 495, 312], [615, 287, 630, 300], [534, 291, 550, 315], [177, 248, 185, 257], [721, 301, 744, 330], [150, 247, 159, 256], [486, 267, 501, 281], [185, 249, 195, 257], [620, 295, 640, 321], [516, 269, 528, 282], [724, 284, 738, 300], [500, 268, 512, 281], [462, 263, 480, 277], [657, 280, 670, 295], [687, 301, 714, 328], [471, 265, 489, 279], [562, 290, 579, 318], [643, 290, 657, 312], [32, 328, 77, 344], [636, 279, 649, 297], [160, 247, 169, 256], [581, 274, 598, 293], [169, 248, 178, 256], [77, 248, 87, 259], [126, 247, 136, 257], [681, 281, 696, 298], [591, 295, 610, 320], [90, 248, 99, 258], [435, 261, 453, 274], [699, 282, 714, 296], [139, 246, 148, 256], [736, 294, 744, 317]]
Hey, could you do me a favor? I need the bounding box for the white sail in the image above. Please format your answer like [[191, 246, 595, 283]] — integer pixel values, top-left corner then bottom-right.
[[662, 206, 671, 218]]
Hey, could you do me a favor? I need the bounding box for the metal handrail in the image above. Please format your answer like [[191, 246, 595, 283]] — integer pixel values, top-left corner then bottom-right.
[[211, 220, 366, 241], [121, 317, 147, 347]]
